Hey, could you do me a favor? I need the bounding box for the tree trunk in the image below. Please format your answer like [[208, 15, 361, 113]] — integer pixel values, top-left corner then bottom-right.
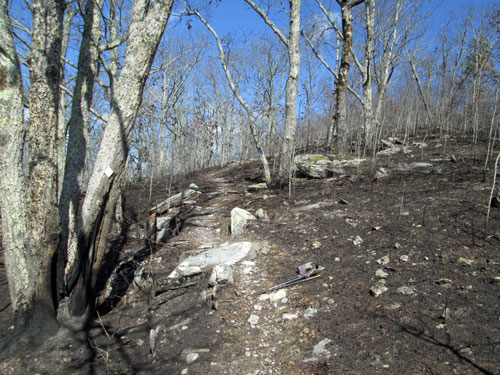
[[192, 10, 273, 186], [66, 0, 175, 315], [362, 0, 375, 148], [278, 0, 301, 185], [0, 0, 30, 331], [59, 0, 104, 298], [335, 0, 365, 155], [0, 0, 65, 353]]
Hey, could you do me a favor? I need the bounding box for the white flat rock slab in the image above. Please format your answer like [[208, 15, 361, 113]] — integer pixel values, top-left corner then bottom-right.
[[169, 242, 253, 278]]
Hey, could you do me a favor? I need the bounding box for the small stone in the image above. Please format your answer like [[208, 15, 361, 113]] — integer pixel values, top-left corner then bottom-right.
[[370, 285, 388, 297], [374, 167, 389, 180], [327, 298, 335, 305], [181, 368, 188, 375], [394, 242, 401, 249], [269, 289, 287, 302], [400, 254, 409, 262], [458, 257, 474, 265], [376, 255, 390, 265], [304, 307, 318, 318], [312, 241, 322, 249], [385, 302, 401, 310], [255, 208, 268, 219], [397, 286, 416, 295], [352, 235, 363, 246], [460, 347, 473, 356], [258, 294, 270, 301], [375, 269, 389, 279], [312, 338, 332, 357], [334, 257, 340, 262], [248, 314, 259, 326], [435, 278, 453, 286], [282, 313, 298, 320], [208, 264, 234, 286], [186, 352, 199, 364], [254, 304, 262, 311]]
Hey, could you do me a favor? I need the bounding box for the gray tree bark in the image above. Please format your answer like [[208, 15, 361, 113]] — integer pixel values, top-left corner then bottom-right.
[[244, 0, 302, 186], [334, 0, 365, 155], [0, 0, 65, 353], [58, 0, 104, 297], [66, 0, 175, 315]]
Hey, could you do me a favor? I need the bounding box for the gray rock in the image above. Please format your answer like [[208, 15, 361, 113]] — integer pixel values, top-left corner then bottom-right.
[[245, 183, 268, 192], [376, 255, 390, 265], [156, 215, 173, 229], [374, 167, 389, 180], [375, 269, 389, 279], [458, 257, 474, 265], [255, 208, 268, 220], [231, 207, 256, 236], [208, 264, 234, 286], [396, 162, 433, 171], [295, 154, 333, 178], [186, 352, 199, 364], [269, 289, 287, 302], [397, 286, 416, 295], [168, 242, 253, 278], [149, 325, 163, 355], [304, 307, 318, 318], [248, 314, 259, 325], [377, 147, 402, 156], [176, 265, 203, 278], [370, 284, 388, 297], [313, 338, 332, 357], [303, 338, 333, 362], [294, 154, 365, 179]]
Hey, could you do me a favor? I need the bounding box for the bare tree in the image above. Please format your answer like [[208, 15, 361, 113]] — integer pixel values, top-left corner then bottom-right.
[[244, 0, 302, 185], [190, 9, 273, 186], [0, 0, 65, 351], [334, 0, 365, 155], [0, 0, 176, 351]]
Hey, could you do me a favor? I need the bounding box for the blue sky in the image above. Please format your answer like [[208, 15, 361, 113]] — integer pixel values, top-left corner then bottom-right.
[[204, 0, 498, 37]]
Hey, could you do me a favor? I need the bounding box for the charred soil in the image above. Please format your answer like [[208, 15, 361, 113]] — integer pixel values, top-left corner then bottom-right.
[[1, 139, 500, 374]]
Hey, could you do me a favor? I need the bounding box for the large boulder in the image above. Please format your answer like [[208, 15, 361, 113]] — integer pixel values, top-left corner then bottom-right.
[[295, 154, 333, 178], [231, 207, 256, 236], [294, 154, 366, 179]]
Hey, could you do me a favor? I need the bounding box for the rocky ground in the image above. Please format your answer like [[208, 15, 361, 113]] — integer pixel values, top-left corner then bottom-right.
[[1, 138, 500, 375]]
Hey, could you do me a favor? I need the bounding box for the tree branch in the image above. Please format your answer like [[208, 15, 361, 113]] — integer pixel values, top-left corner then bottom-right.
[[243, 0, 288, 47]]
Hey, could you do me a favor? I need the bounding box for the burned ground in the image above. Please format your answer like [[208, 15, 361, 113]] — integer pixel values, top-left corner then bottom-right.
[[1, 139, 500, 374]]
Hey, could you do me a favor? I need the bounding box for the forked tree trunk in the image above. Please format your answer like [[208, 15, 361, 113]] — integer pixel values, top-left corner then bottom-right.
[[66, 0, 175, 315], [58, 0, 104, 298]]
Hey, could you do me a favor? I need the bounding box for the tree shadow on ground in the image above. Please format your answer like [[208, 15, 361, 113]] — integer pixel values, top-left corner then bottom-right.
[[372, 310, 496, 375]]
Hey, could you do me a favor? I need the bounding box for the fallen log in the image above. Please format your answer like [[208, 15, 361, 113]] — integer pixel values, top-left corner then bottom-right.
[[149, 188, 200, 215]]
